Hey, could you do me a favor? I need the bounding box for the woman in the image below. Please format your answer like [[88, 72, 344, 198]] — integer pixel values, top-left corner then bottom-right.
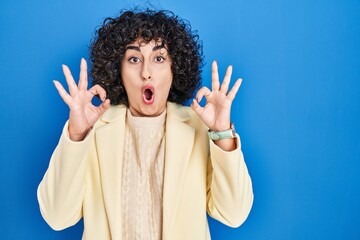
[[37, 9, 253, 240]]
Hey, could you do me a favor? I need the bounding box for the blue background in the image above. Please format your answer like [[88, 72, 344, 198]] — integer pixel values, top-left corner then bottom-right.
[[1, 0, 359, 239]]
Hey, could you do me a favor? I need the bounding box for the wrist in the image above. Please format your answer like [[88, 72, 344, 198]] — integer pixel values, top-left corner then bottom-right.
[[68, 126, 89, 142], [208, 122, 236, 141], [209, 121, 231, 132], [213, 138, 237, 152]]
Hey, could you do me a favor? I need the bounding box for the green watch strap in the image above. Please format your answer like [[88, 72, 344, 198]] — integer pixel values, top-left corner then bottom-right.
[[208, 123, 236, 140]]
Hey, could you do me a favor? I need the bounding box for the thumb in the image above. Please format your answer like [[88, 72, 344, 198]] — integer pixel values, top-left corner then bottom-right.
[[97, 99, 111, 115], [191, 99, 203, 117]]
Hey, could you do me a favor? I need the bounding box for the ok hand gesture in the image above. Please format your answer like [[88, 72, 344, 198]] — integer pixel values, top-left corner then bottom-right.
[[53, 58, 110, 141], [191, 60, 242, 131], [191, 61, 242, 150]]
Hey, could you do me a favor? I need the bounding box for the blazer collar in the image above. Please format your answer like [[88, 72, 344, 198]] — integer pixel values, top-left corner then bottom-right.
[[100, 104, 127, 123], [166, 101, 192, 122]]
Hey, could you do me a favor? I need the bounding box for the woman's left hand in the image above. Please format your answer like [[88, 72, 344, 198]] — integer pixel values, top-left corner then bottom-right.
[[191, 60, 242, 132]]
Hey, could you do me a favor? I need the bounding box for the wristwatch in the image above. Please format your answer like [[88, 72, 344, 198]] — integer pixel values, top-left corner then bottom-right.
[[208, 123, 236, 140]]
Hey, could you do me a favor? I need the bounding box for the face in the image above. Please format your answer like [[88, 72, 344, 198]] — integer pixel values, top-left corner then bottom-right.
[[121, 39, 173, 117]]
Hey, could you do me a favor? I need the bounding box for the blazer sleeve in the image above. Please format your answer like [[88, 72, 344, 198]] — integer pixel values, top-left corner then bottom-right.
[[37, 121, 94, 230], [206, 134, 254, 228]]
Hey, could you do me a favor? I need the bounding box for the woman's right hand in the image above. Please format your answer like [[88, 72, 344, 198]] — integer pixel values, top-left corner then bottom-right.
[[53, 58, 110, 141]]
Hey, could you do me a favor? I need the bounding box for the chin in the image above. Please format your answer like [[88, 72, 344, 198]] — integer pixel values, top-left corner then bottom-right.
[[142, 107, 163, 117], [130, 105, 164, 117]]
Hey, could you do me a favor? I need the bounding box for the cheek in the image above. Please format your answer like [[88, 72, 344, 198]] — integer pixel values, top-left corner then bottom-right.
[[165, 73, 173, 95], [162, 80, 173, 98], [162, 69, 172, 83], [123, 81, 140, 96], [121, 69, 141, 93]]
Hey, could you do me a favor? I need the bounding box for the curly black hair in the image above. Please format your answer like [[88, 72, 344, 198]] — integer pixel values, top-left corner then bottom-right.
[[89, 9, 204, 106]]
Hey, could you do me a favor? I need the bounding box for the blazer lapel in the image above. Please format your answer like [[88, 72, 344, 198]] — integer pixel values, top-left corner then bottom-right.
[[95, 105, 126, 240], [163, 103, 195, 239]]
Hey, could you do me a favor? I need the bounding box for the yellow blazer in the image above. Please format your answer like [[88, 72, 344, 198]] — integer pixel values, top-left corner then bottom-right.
[[37, 102, 253, 240]]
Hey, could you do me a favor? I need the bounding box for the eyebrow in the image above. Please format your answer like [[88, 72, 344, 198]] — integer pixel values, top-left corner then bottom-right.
[[125, 45, 166, 52]]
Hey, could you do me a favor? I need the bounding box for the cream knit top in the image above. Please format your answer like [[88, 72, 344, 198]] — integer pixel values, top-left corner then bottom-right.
[[121, 109, 166, 240]]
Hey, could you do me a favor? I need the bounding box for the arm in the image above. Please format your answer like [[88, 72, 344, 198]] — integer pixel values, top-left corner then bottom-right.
[[37, 123, 94, 230], [191, 60, 253, 227], [206, 135, 253, 227], [37, 59, 109, 230]]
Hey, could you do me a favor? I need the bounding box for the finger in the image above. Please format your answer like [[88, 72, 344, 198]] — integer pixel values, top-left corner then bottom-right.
[[220, 65, 233, 94], [227, 78, 242, 101], [97, 99, 111, 115], [53, 80, 72, 105], [78, 58, 88, 90], [62, 64, 78, 96], [88, 84, 107, 101], [190, 99, 204, 116], [196, 86, 212, 103], [211, 60, 220, 91]]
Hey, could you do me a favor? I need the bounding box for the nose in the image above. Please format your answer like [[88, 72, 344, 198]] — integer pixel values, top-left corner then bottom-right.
[[141, 61, 151, 81]]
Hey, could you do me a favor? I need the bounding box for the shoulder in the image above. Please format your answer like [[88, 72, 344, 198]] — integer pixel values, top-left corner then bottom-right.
[[93, 104, 127, 129], [166, 102, 207, 130]]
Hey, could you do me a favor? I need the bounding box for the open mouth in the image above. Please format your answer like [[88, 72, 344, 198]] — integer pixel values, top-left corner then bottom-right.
[[144, 88, 152, 100], [142, 85, 154, 104]]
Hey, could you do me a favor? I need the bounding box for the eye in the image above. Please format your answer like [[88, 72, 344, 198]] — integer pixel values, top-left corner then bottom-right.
[[154, 56, 165, 63], [128, 57, 141, 63]]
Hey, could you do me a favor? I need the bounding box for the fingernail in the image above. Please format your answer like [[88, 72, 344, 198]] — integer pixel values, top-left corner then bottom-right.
[[192, 99, 197, 106]]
